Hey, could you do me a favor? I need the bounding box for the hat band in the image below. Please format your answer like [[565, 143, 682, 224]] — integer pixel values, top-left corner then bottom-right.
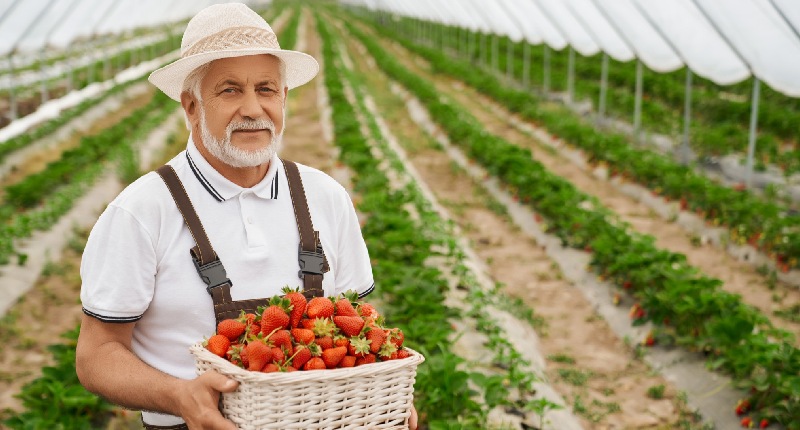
[[182, 26, 280, 58]]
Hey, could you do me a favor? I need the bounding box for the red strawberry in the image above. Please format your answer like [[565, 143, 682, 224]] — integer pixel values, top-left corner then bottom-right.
[[306, 297, 334, 319], [322, 346, 347, 368], [247, 340, 272, 371], [365, 328, 387, 354], [282, 286, 307, 328], [289, 344, 319, 369], [271, 347, 285, 364], [396, 349, 410, 359], [262, 363, 280, 373], [334, 316, 364, 337], [348, 336, 371, 358], [334, 293, 359, 317], [269, 329, 293, 351], [760, 419, 769, 429], [217, 318, 246, 341], [333, 335, 350, 348], [310, 318, 337, 338], [260, 297, 292, 336], [387, 328, 404, 348], [355, 353, 376, 366], [300, 318, 317, 330], [303, 357, 326, 370], [339, 355, 356, 368], [205, 335, 230, 358], [741, 417, 752, 428], [291, 328, 315, 345], [358, 302, 379, 319], [227, 343, 248, 368], [316, 336, 334, 350]]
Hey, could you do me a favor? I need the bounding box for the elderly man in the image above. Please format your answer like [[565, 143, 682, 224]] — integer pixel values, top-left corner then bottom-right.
[[75, 3, 417, 429]]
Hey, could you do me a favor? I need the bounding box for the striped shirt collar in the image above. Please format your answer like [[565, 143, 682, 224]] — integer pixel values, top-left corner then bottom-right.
[[185, 136, 280, 202]]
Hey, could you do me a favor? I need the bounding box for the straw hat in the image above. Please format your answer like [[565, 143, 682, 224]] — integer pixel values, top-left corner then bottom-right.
[[148, 2, 319, 101]]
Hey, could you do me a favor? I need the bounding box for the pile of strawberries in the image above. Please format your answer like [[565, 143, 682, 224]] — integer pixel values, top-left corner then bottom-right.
[[202, 288, 410, 372]]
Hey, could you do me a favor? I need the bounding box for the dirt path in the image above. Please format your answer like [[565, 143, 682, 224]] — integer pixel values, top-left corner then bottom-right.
[[364, 30, 800, 344], [338, 21, 707, 430]]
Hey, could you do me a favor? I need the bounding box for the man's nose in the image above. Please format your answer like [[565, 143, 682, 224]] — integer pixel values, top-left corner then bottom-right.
[[239, 89, 264, 119]]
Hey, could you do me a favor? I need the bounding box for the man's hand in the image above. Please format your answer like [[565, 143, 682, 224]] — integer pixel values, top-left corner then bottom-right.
[[177, 371, 239, 429], [409, 405, 418, 430]]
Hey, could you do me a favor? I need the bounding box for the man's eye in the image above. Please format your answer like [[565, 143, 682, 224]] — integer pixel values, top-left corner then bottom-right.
[[259, 87, 275, 93], [222, 88, 237, 93]]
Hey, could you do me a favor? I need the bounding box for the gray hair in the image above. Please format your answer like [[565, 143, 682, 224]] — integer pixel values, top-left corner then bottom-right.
[[181, 56, 287, 130]]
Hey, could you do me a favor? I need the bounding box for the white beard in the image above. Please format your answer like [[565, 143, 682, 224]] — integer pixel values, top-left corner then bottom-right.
[[199, 107, 284, 168]]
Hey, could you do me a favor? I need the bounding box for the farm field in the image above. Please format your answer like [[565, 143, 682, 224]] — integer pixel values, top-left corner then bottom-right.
[[0, 2, 798, 429]]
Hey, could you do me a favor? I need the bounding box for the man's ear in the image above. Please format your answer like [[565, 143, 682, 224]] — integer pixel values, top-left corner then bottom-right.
[[181, 92, 199, 127]]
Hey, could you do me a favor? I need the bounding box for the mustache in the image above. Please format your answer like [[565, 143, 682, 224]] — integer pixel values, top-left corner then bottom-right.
[[226, 118, 276, 134]]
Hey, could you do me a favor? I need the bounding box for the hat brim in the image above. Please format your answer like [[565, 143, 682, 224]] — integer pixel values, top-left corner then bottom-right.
[[148, 49, 320, 101]]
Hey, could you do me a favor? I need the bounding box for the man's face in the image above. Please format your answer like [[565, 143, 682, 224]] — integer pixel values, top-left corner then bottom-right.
[[195, 55, 287, 168]]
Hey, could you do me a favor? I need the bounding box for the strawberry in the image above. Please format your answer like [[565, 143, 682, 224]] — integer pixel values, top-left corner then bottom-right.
[[303, 357, 326, 371], [348, 336, 371, 358], [306, 297, 334, 319], [322, 346, 347, 368], [736, 399, 750, 415], [259, 297, 292, 336], [282, 286, 307, 328], [358, 302, 379, 319], [396, 349, 410, 359], [334, 316, 364, 337], [262, 363, 280, 373], [355, 353, 376, 366], [339, 356, 356, 368], [333, 335, 350, 348], [379, 341, 397, 359], [205, 335, 230, 358], [741, 417, 752, 428], [760, 419, 769, 429], [291, 328, 315, 345], [316, 336, 334, 350], [300, 318, 317, 330], [228, 344, 248, 368], [387, 328, 404, 348], [217, 318, 246, 341], [333, 292, 359, 317], [365, 327, 387, 354], [271, 347, 285, 364], [269, 329, 293, 351], [310, 318, 338, 338], [289, 344, 319, 369], [247, 340, 272, 371]]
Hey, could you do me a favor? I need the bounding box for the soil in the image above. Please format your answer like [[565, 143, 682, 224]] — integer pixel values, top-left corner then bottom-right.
[[336, 20, 707, 430]]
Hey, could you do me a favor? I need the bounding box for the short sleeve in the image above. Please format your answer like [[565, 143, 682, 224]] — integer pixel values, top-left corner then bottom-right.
[[80, 204, 157, 323], [332, 190, 374, 299]]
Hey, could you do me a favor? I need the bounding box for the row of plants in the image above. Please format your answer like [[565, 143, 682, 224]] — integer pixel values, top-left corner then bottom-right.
[[0, 89, 176, 266], [0, 9, 288, 429], [319, 13, 572, 426], [343, 15, 800, 427], [359, 11, 800, 274], [381, 15, 800, 176]]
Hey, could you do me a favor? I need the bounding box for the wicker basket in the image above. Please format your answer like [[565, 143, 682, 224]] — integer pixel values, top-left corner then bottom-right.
[[190, 342, 425, 429]]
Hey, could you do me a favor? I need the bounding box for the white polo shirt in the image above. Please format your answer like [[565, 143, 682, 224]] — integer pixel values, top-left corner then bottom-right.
[[80, 137, 374, 426]]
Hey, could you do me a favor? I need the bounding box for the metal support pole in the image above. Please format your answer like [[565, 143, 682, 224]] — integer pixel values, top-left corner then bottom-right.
[[599, 53, 608, 119], [8, 56, 17, 120], [567, 47, 575, 103], [506, 39, 513, 80], [40, 51, 48, 104], [634, 60, 643, 141], [746, 78, 761, 188], [543, 45, 551, 94], [680, 68, 693, 164], [523, 42, 530, 88]]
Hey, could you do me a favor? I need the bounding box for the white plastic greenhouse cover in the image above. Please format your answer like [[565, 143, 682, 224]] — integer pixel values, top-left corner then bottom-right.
[[564, 0, 634, 62], [695, 0, 800, 97], [465, 0, 525, 42], [592, 0, 682, 73], [507, 0, 567, 49], [0, 0, 269, 56], [633, 0, 749, 86], [533, 0, 599, 57], [497, 0, 544, 45]]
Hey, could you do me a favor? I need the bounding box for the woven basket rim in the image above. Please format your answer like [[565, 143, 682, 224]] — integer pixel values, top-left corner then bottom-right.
[[190, 342, 425, 383]]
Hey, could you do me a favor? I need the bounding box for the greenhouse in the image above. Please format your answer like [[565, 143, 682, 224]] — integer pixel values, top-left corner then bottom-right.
[[0, 0, 799, 429]]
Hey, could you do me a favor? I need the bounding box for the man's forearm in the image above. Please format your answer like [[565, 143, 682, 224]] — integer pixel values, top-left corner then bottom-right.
[[77, 339, 185, 416]]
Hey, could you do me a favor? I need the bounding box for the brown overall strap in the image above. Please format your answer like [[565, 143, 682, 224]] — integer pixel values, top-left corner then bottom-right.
[[282, 159, 330, 300], [156, 161, 325, 324]]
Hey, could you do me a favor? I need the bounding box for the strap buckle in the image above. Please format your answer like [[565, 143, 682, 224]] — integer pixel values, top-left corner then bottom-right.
[[193, 257, 232, 293], [298, 245, 325, 279]]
